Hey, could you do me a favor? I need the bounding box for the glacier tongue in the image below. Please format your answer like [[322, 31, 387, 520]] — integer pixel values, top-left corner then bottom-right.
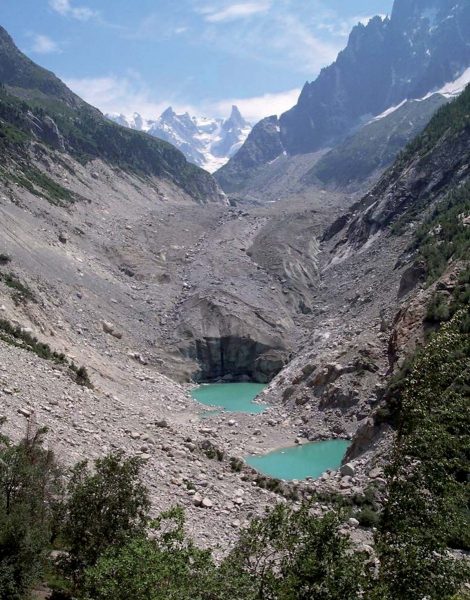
[[107, 105, 251, 173]]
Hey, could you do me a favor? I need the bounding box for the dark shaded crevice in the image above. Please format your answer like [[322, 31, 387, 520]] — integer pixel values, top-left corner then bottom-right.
[[189, 336, 287, 383]]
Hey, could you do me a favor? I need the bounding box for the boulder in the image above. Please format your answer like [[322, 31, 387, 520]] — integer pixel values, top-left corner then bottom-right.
[[340, 462, 356, 477], [201, 497, 213, 509]]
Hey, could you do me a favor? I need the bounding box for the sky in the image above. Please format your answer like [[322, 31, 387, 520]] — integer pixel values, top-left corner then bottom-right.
[[1, 0, 393, 122]]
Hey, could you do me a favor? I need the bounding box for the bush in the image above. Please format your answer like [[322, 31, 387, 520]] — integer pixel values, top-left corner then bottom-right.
[[375, 312, 470, 599], [0, 272, 35, 304], [225, 505, 368, 600], [82, 508, 219, 600], [0, 425, 64, 600], [61, 452, 150, 582], [357, 507, 380, 528]]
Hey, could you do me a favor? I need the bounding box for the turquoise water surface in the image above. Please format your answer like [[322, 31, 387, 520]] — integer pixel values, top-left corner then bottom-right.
[[246, 439, 350, 481], [191, 383, 267, 414]]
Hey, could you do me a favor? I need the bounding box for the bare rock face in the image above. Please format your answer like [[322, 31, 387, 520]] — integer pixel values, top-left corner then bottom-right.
[[188, 336, 286, 383], [177, 294, 291, 383], [388, 262, 465, 370]]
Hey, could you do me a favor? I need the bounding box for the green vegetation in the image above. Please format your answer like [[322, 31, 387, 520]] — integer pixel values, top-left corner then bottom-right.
[[0, 82, 213, 204], [398, 83, 470, 166], [373, 311, 470, 599], [408, 180, 470, 282], [81, 508, 218, 600], [0, 410, 468, 600], [0, 425, 63, 600], [60, 452, 150, 586], [0, 272, 35, 304], [0, 317, 92, 388], [426, 266, 470, 328]]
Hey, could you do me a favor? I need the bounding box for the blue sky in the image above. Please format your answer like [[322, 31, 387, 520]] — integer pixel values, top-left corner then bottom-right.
[[2, 0, 393, 121]]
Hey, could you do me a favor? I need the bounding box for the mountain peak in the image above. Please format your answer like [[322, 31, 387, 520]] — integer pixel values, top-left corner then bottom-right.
[[223, 105, 249, 131], [108, 105, 252, 172], [161, 106, 176, 119], [218, 0, 470, 189]]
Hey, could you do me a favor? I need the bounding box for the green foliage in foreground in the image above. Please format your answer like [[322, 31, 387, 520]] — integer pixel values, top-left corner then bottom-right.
[[375, 311, 470, 599], [1, 307, 469, 600], [0, 425, 63, 600], [61, 452, 150, 584], [83, 505, 366, 600]]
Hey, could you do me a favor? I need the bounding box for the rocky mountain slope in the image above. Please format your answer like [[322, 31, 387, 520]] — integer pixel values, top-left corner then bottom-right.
[[217, 0, 470, 195], [261, 81, 470, 482], [107, 105, 251, 173], [0, 26, 223, 206]]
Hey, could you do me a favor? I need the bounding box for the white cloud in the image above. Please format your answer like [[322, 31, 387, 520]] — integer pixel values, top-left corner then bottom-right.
[[64, 74, 298, 124], [194, 5, 340, 76], [49, 0, 97, 21], [64, 75, 196, 119], [201, 1, 271, 23], [212, 88, 300, 122], [318, 14, 388, 38], [270, 14, 339, 74], [31, 34, 60, 54]]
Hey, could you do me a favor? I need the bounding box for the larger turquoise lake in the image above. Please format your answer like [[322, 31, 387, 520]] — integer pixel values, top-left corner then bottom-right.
[[246, 439, 350, 481], [191, 383, 267, 414]]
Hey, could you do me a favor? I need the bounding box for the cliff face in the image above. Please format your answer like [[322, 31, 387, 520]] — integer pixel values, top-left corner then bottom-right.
[[281, 0, 470, 155], [217, 0, 470, 194]]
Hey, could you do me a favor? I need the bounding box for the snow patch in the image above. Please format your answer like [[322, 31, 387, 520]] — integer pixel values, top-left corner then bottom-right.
[[369, 67, 470, 124]]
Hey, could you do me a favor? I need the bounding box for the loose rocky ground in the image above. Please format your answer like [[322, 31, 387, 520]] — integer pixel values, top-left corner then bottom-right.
[[0, 141, 425, 551]]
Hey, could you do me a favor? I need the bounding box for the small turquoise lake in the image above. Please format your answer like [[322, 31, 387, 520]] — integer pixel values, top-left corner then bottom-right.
[[191, 383, 267, 414], [246, 439, 350, 481]]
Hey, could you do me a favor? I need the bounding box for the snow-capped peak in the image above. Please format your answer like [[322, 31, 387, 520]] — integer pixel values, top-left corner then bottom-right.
[[106, 106, 252, 173]]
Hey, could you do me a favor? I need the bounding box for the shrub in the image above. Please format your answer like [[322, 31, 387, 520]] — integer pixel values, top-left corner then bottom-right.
[[225, 505, 367, 600], [61, 452, 150, 582], [0, 425, 64, 600], [82, 508, 219, 600], [357, 507, 380, 528], [0, 272, 35, 304]]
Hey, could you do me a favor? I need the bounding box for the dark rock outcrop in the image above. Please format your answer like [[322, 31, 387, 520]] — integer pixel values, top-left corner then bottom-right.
[[215, 116, 285, 193], [190, 336, 285, 383], [176, 294, 292, 383]]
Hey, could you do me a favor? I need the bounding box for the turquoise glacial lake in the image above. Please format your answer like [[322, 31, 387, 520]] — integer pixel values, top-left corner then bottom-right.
[[246, 439, 350, 481], [191, 383, 267, 414]]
